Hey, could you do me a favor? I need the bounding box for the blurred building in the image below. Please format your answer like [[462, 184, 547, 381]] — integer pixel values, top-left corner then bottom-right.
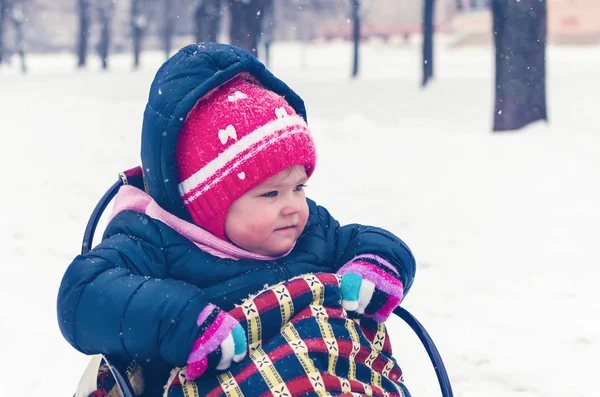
[[274, 0, 456, 42], [4, 0, 196, 54], [2, 0, 598, 56], [450, 0, 600, 45], [278, 0, 600, 45]]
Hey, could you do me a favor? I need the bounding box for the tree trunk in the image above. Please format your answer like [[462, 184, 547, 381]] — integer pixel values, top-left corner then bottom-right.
[[77, 0, 92, 68], [492, 0, 547, 132], [194, 0, 221, 43], [131, 0, 145, 69], [0, 0, 14, 64], [264, 40, 270, 68], [260, 0, 274, 67], [422, 0, 435, 87], [11, 0, 26, 73], [227, 0, 269, 57], [0, 0, 4, 65], [161, 0, 175, 59], [97, 0, 114, 70], [351, 0, 360, 78]]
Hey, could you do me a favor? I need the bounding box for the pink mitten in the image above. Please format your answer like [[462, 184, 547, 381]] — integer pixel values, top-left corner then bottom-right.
[[186, 304, 247, 380], [338, 254, 404, 323]]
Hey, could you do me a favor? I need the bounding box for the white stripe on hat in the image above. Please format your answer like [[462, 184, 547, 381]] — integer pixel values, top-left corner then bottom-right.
[[178, 114, 310, 198], [181, 125, 312, 205]]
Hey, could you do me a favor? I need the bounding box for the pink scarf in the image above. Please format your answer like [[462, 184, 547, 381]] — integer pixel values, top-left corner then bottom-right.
[[110, 185, 293, 261]]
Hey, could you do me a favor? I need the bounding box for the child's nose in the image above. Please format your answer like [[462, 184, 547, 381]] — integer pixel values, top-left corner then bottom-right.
[[281, 196, 301, 216]]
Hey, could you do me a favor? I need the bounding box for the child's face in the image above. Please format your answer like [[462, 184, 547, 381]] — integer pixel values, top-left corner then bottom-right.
[[225, 165, 309, 256]]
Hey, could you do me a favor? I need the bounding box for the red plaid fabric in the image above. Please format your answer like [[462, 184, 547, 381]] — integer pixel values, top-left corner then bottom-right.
[[165, 273, 411, 397]]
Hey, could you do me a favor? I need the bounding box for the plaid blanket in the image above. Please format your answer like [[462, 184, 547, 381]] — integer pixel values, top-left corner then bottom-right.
[[165, 273, 410, 397]]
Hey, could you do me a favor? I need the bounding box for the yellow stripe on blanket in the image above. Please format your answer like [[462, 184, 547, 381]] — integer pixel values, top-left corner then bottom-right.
[[310, 304, 339, 376], [345, 319, 362, 381], [273, 284, 295, 325], [217, 371, 243, 397], [282, 324, 328, 396], [249, 347, 291, 397], [339, 377, 352, 393], [370, 367, 382, 390], [303, 275, 340, 375], [382, 360, 396, 378], [368, 323, 405, 395], [365, 348, 380, 391], [372, 323, 387, 352], [304, 275, 325, 306], [175, 369, 199, 397], [241, 300, 262, 351], [368, 340, 405, 393]]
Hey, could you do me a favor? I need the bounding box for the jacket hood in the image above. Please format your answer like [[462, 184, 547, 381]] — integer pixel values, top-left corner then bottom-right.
[[140, 43, 307, 222]]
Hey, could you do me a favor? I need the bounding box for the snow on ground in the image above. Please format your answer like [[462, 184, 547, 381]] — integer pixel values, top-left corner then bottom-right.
[[1, 40, 598, 396]]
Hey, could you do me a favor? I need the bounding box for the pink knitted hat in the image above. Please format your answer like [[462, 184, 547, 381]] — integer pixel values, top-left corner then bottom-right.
[[175, 75, 316, 239]]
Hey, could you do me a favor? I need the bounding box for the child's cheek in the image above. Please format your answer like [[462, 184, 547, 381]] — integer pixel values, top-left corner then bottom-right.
[[299, 204, 310, 229], [246, 210, 273, 235]]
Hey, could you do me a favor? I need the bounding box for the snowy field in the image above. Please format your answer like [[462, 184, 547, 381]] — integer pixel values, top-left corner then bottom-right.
[[1, 41, 599, 396]]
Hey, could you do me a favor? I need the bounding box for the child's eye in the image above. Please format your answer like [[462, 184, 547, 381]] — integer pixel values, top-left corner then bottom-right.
[[262, 191, 278, 198], [294, 184, 307, 192]]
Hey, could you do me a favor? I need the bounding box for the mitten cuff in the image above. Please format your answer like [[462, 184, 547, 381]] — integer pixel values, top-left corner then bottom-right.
[[351, 254, 400, 276]]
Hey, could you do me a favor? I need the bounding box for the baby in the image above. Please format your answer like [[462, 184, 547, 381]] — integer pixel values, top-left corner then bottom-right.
[[58, 43, 416, 395]]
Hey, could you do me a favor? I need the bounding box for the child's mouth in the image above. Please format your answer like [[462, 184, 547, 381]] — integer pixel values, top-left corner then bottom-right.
[[275, 225, 296, 231]]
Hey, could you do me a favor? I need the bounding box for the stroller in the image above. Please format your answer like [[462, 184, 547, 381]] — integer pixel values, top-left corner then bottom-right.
[[75, 167, 454, 397]]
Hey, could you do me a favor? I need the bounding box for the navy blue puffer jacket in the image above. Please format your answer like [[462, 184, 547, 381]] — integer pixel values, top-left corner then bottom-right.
[[57, 43, 415, 388]]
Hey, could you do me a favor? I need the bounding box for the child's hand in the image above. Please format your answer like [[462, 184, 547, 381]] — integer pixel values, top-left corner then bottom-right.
[[186, 305, 247, 381], [339, 257, 404, 323]]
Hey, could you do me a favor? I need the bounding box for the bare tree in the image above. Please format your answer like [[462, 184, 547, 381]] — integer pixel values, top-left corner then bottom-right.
[[160, 0, 176, 59], [422, 0, 435, 87], [492, 0, 547, 131], [227, 0, 271, 57], [0, 0, 8, 66], [350, 0, 360, 78], [260, 0, 274, 67], [0, 0, 28, 72], [77, 0, 92, 68], [131, 0, 158, 69], [131, 0, 145, 69], [194, 0, 221, 43], [11, 0, 27, 72], [97, 0, 115, 70]]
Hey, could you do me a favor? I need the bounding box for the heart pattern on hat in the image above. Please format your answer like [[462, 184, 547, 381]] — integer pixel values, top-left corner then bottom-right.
[[275, 107, 288, 119]]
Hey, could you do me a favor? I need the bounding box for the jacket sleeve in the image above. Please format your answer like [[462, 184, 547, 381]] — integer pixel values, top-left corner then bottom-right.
[[307, 199, 416, 295], [57, 211, 209, 367]]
